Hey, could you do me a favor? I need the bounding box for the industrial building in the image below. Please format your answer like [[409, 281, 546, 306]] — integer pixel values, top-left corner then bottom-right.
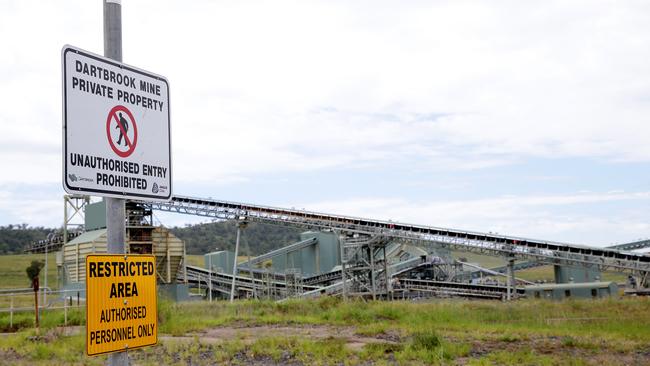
[[525, 282, 619, 300], [26, 194, 650, 302], [52, 198, 187, 299]]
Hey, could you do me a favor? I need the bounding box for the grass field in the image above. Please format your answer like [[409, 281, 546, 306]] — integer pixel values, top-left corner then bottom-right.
[[0, 253, 643, 364], [451, 252, 507, 268], [0, 253, 58, 290], [0, 297, 649, 365], [185, 254, 204, 267], [185, 254, 263, 268]]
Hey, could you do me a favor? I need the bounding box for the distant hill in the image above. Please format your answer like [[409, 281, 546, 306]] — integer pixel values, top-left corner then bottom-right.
[[0, 221, 304, 256], [169, 221, 303, 255], [0, 224, 55, 254]]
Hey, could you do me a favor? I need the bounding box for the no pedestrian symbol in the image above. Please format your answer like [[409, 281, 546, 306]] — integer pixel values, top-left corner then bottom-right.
[[106, 105, 138, 158]]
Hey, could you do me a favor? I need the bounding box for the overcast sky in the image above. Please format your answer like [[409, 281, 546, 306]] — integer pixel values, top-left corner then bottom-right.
[[1, 0, 649, 247]]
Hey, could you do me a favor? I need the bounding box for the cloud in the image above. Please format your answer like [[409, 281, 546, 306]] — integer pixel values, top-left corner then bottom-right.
[[0, 1, 649, 247], [0, 186, 62, 227], [296, 191, 650, 246], [2, 1, 650, 186]]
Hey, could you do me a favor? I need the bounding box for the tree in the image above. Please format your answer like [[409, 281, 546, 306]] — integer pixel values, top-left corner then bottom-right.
[[26, 260, 44, 328]]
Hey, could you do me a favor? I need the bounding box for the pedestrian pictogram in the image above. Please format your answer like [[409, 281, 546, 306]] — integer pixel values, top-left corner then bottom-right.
[[106, 105, 138, 158]]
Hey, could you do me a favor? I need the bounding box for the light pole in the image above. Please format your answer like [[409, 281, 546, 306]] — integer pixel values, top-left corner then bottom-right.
[[230, 221, 247, 302], [43, 233, 53, 307], [208, 251, 212, 302]]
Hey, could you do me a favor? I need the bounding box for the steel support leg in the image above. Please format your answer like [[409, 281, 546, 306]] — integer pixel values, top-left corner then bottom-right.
[[506, 259, 515, 301], [369, 244, 376, 300], [383, 246, 390, 300], [230, 222, 245, 302], [339, 233, 347, 301]]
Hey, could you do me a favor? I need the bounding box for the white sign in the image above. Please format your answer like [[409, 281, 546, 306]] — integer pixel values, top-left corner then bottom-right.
[[62, 45, 171, 200]]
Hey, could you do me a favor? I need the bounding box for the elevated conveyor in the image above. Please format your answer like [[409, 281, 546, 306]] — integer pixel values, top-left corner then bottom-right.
[[146, 195, 650, 277], [608, 239, 650, 252], [184, 265, 320, 298], [474, 240, 650, 279], [397, 278, 526, 300]]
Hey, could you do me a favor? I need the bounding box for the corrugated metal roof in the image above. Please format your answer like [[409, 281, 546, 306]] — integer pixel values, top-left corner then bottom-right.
[[65, 229, 107, 246]]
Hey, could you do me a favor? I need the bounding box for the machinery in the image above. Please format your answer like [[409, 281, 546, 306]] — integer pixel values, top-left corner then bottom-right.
[[27, 194, 650, 301]]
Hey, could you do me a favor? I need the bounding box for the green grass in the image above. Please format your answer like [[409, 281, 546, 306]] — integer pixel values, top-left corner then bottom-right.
[[184, 254, 204, 267], [452, 251, 507, 268], [0, 253, 60, 310], [1, 297, 649, 364], [0, 306, 85, 332], [185, 254, 258, 269], [0, 328, 97, 365], [154, 297, 650, 343], [0, 253, 58, 290]]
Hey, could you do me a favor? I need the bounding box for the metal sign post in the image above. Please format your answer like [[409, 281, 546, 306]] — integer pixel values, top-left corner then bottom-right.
[[105, 1, 127, 365], [61, 1, 170, 362]]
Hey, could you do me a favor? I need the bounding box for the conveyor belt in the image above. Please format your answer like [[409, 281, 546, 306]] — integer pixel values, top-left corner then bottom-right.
[[398, 278, 525, 299], [184, 265, 321, 294], [25, 231, 82, 253], [146, 195, 650, 275], [481, 240, 650, 277], [238, 237, 318, 268], [608, 239, 650, 251]]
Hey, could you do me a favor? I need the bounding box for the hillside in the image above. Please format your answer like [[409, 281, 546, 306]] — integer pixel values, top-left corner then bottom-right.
[[0, 225, 54, 254], [169, 221, 303, 255], [0, 220, 303, 256]]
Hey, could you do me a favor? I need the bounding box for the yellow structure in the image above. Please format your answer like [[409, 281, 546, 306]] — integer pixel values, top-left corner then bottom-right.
[[60, 226, 185, 286], [86, 254, 158, 356]]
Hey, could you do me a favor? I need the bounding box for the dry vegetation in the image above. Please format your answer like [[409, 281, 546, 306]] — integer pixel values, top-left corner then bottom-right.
[[0, 297, 649, 365]]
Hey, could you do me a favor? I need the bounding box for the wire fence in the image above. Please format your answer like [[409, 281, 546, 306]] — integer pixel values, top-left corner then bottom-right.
[[0, 288, 86, 328]]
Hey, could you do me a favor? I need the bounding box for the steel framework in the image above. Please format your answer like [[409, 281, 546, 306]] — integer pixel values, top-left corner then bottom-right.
[[339, 234, 391, 299], [25, 195, 90, 253], [145, 196, 650, 282]]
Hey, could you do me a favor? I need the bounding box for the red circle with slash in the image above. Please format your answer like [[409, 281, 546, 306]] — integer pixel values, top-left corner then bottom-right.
[[106, 105, 138, 158]]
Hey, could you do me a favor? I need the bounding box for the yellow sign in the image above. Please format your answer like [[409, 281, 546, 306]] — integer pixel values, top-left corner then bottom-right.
[[86, 254, 157, 356]]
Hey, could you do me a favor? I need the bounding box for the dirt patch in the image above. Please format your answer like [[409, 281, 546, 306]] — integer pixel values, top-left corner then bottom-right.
[[0, 347, 21, 364], [451, 334, 650, 366], [161, 324, 398, 351]]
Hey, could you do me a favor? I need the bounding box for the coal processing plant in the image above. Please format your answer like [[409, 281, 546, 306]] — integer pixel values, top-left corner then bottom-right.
[[26, 194, 650, 302]]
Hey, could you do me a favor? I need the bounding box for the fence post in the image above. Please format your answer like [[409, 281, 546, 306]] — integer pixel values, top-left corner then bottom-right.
[[77, 291, 80, 307], [9, 297, 13, 329], [64, 295, 68, 327]]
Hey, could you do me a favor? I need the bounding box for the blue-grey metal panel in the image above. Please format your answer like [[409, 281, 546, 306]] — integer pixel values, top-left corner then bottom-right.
[[205, 251, 235, 273], [301, 231, 340, 274], [85, 201, 107, 231], [554, 265, 601, 284]]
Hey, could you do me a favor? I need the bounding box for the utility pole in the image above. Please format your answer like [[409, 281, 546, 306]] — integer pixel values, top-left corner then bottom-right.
[[104, 1, 128, 365], [230, 221, 247, 302], [506, 258, 515, 301], [43, 234, 49, 308], [208, 253, 212, 302]]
